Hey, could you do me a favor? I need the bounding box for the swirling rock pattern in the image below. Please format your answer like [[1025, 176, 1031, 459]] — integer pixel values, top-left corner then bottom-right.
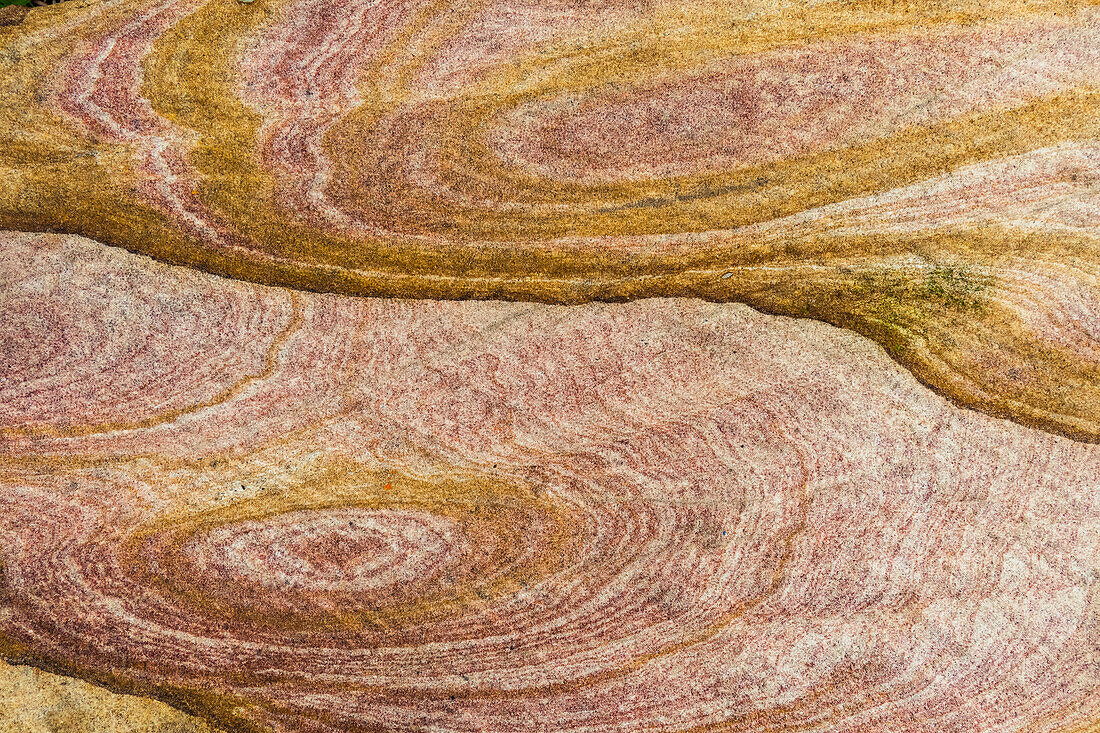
[[3, 231, 1100, 732], [1, 0, 1100, 439]]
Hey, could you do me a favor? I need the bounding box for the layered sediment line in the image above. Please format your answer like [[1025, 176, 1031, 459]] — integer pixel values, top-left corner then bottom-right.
[[1, 0, 1099, 439], [2, 231, 1100, 732]]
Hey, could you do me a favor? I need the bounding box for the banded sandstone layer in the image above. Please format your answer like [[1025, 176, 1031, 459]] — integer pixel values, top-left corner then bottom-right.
[[1, 0, 1100, 440], [3, 231, 1100, 731]]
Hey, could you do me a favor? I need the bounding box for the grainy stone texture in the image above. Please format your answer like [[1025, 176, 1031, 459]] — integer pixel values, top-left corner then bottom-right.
[[0, 0, 1099, 438], [2, 0, 1100, 728], [2, 231, 1099, 732], [0, 6, 28, 27], [0, 660, 213, 732]]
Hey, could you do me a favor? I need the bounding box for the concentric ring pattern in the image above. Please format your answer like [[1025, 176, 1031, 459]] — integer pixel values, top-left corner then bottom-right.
[[2, 232, 1100, 732], [2, 0, 1100, 439]]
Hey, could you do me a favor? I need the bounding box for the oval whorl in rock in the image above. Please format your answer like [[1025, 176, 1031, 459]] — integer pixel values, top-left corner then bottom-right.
[[2, 231, 1100, 732], [1, 0, 1099, 440]]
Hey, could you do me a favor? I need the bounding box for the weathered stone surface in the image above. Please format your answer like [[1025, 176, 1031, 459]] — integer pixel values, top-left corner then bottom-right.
[[1, 0, 1100, 439], [0, 660, 214, 733], [3, 0, 1099, 727], [2, 231, 1100, 732], [0, 6, 28, 27]]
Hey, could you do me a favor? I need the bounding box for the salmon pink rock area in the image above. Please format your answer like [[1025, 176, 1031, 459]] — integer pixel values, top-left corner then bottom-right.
[[2, 0, 1100, 730], [1, 231, 1099, 732]]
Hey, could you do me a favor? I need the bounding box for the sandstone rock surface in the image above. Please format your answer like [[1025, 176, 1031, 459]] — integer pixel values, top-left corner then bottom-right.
[[1, 0, 1099, 438], [2, 232, 1099, 732]]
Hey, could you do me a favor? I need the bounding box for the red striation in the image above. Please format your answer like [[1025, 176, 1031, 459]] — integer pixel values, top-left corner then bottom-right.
[[2, 231, 1100, 732], [42, 0, 223, 241], [4, 0, 1100, 444], [6, 0, 1097, 243], [490, 20, 1100, 183], [0, 234, 294, 432]]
